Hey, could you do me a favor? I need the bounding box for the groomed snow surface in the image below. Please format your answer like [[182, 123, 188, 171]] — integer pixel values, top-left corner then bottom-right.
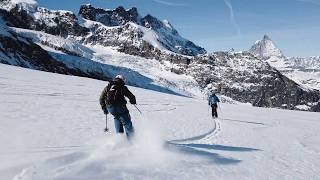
[[1, 64, 320, 180]]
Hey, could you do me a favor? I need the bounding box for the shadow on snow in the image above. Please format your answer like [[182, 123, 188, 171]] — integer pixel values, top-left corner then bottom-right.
[[173, 143, 261, 152], [168, 128, 216, 143], [165, 142, 242, 165], [166, 142, 261, 165]]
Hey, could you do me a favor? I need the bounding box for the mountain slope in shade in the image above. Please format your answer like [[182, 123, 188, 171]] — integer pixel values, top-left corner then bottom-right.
[[0, 22, 75, 74]]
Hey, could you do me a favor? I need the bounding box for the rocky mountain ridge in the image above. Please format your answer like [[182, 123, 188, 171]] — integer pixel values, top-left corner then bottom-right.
[[0, 0, 319, 112], [78, 4, 206, 56]]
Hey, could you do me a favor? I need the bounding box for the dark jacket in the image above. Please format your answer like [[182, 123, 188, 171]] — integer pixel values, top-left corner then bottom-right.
[[99, 79, 136, 110], [208, 94, 220, 106]]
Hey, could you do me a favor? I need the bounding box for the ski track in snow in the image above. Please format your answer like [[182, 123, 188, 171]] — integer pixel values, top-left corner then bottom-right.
[[1, 64, 320, 180]]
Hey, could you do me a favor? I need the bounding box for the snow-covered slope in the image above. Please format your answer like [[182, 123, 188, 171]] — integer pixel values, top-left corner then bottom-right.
[[1, 64, 320, 180], [250, 35, 320, 90], [1, 25, 201, 97]]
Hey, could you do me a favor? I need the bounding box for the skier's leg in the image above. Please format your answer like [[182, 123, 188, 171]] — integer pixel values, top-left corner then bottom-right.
[[214, 104, 218, 118], [119, 113, 134, 139], [211, 105, 214, 117], [211, 104, 217, 118], [107, 105, 124, 134], [113, 115, 123, 133], [119, 121, 124, 133]]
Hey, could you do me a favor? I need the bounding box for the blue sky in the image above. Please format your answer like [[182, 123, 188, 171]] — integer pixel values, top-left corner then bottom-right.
[[37, 0, 320, 57]]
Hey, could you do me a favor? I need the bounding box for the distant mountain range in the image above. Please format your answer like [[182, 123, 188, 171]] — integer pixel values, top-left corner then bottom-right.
[[0, 0, 319, 112], [249, 34, 320, 91]]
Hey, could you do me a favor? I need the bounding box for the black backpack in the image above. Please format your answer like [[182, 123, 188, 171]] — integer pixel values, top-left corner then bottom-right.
[[106, 82, 123, 105]]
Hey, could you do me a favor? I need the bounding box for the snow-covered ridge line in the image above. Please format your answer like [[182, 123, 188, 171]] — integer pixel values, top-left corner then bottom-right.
[[0, 0, 37, 12], [11, 27, 94, 59], [287, 56, 320, 70]]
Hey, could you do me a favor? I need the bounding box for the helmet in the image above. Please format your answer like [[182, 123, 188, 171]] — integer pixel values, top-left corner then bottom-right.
[[115, 74, 125, 82]]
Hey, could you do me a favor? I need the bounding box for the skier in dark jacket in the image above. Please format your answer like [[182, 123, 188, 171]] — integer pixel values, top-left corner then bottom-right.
[[208, 93, 220, 118], [99, 75, 136, 139]]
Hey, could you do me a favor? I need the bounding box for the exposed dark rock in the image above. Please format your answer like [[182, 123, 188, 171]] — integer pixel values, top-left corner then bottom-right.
[[0, 28, 111, 81], [79, 4, 140, 26], [184, 53, 320, 112], [78, 5, 206, 56], [1, 6, 89, 38]]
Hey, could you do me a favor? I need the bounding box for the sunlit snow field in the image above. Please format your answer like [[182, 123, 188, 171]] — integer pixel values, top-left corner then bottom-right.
[[1, 64, 320, 180]]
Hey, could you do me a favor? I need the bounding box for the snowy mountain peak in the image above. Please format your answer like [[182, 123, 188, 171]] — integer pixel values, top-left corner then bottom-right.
[[0, 0, 37, 12], [249, 34, 284, 59], [162, 19, 172, 29], [142, 14, 177, 35], [263, 34, 271, 41], [78, 4, 206, 56], [79, 4, 141, 26]]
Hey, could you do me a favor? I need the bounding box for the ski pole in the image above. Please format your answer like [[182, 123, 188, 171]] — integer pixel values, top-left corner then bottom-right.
[[133, 104, 142, 114], [218, 103, 222, 112], [104, 114, 109, 132], [218, 103, 223, 119]]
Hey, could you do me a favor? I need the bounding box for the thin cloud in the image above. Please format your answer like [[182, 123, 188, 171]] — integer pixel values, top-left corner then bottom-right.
[[152, 0, 187, 7], [296, 0, 320, 5], [223, 0, 241, 36]]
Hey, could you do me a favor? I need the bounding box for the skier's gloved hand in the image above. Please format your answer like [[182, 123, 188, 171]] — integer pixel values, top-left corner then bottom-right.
[[130, 99, 136, 104], [102, 106, 108, 114]]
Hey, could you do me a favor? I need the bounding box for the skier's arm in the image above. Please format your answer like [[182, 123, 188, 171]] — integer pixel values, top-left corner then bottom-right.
[[216, 96, 220, 103], [99, 87, 108, 112], [124, 86, 136, 104]]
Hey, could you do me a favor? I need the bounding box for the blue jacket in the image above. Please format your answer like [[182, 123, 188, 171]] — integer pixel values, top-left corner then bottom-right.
[[208, 94, 220, 105]]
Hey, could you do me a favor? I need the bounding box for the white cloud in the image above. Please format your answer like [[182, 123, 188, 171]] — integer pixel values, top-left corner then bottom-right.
[[223, 0, 241, 36], [152, 0, 186, 7], [296, 0, 320, 5]]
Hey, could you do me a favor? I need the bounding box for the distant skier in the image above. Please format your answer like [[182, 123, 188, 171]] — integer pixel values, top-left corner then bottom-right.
[[208, 93, 220, 118], [99, 75, 136, 139]]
